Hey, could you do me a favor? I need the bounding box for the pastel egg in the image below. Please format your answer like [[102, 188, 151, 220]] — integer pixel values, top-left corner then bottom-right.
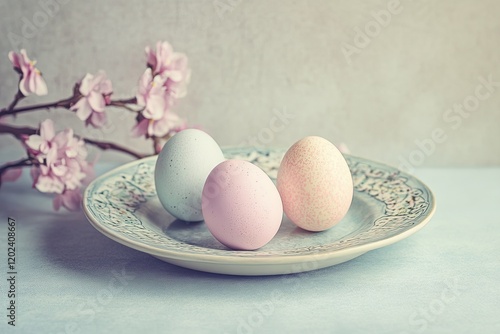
[[277, 136, 353, 232], [202, 160, 283, 250], [154, 129, 225, 222]]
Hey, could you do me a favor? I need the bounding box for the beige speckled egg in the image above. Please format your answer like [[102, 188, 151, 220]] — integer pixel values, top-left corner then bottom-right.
[[277, 136, 353, 232]]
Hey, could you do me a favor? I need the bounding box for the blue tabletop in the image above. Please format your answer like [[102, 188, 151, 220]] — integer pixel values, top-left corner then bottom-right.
[[0, 165, 499, 334]]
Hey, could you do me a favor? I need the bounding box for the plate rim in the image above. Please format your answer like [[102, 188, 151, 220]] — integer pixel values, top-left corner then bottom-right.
[[83, 151, 436, 265]]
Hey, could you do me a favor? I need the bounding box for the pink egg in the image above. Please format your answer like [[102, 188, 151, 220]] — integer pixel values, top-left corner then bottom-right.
[[202, 160, 283, 250], [277, 136, 353, 232]]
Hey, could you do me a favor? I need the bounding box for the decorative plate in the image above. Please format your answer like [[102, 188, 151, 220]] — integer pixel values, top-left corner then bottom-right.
[[83, 147, 435, 276]]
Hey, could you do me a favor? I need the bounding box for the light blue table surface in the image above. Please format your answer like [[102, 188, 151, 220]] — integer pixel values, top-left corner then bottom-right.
[[0, 164, 499, 334]]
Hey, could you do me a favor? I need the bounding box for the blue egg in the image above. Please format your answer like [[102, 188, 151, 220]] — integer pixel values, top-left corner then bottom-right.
[[154, 129, 225, 221]]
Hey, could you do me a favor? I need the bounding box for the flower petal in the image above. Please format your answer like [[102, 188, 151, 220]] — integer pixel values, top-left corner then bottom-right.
[[88, 91, 105, 112], [25, 134, 44, 151], [35, 174, 65, 194], [99, 78, 113, 96], [19, 49, 31, 67], [164, 70, 183, 82], [78, 73, 93, 96], [33, 72, 48, 96], [1, 167, 23, 182], [131, 119, 148, 137], [145, 46, 157, 70], [136, 69, 153, 105], [40, 119, 55, 141], [46, 145, 59, 166], [151, 112, 180, 137], [61, 189, 82, 211], [144, 94, 166, 120], [51, 165, 68, 177], [74, 98, 93, 121], [88, 110, 106, 128], [52, 129, 71, 152], [8, 51, 21, 68], [19, 75, 31, 96], [90, 71, 106, 90]]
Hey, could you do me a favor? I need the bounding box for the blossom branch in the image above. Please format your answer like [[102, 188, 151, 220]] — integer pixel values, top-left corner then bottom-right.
[[82, 138, 146, 159], [0, 123, 36, 138], [110, 97, 137, 105], [0, 123, 147, 159], [0, 157, 35, 173], [109, 98, 141, 112], [1, 43, 190, 212], [6, 90, 25, 112], [0, 96, 141, 117], [0, 96, 76, 117]]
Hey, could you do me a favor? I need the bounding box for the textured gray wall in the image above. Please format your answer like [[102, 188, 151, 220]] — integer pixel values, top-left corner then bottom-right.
[[1, 0, 499, 167]]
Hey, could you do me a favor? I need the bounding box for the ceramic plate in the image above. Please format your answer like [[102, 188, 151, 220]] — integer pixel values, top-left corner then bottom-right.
[[83, 147, 436, 276]]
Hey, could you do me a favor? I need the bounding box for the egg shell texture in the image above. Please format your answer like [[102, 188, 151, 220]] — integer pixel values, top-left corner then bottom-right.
[[202, 160, 283, 250], [154, 129, 225, 222], [277, 136, 353, 231]]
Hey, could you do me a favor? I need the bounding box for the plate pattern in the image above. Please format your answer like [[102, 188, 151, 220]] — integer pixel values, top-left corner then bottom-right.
[[84, 147, 432, 257]]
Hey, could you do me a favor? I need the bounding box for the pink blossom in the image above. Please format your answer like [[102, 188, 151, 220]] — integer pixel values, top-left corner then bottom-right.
[[8, 49, 48, 96], [133, 68, 183, 138], [133, 110, 182, 138], [70, 71, 112, 128], [24, 119, 93, 211], [134, 42, 191, 138], [136, 68, 171, 120], [145, 41, 191, 98], [24, 118, 55, 159]]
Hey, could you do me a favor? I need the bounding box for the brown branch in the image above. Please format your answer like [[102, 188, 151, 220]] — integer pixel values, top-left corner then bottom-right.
[[0, 96, 76, 117], [0, 96, 141, 118], [111, 97, 137, 104], [109, 97, 140, 112], [0, 123, 147, 159], [0, 157, 35, 173], [7, 91, 25, 112], [0, 123, 37, 138], [83, 138, 146, 159]]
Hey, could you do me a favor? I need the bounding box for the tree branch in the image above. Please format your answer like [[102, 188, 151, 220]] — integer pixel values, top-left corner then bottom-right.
[[0, 157, 34, 173], [6, 90, 25, 112], [109, 98, 140, 112], [0, 96, 140, 117], [0, 123, 36, 137], [83, 138, 146, 159], [0, 123, 147, 159], [0, 96, 75, 117], [111, 97, 137, 104]]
